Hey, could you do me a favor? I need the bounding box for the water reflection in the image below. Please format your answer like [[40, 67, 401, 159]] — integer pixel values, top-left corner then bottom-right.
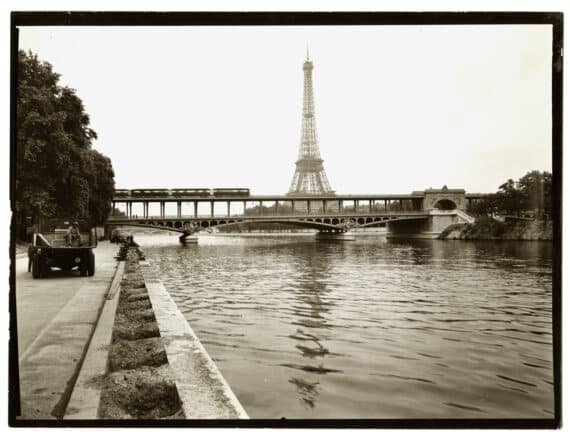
[[286, 244, 340, 409], [137, 234, 554, 419], [288, 377, 320, 409]]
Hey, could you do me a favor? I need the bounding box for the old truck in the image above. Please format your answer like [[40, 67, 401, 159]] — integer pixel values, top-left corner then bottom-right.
[[30, 218, 97, 279]]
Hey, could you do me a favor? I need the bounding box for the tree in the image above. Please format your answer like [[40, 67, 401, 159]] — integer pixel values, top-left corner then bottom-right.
[[483, 171, 552, 218], [87, 151, 116, 224], [517, 170, 551, 216], [15, 50, 115, 240], [496, 178, 524, 215]]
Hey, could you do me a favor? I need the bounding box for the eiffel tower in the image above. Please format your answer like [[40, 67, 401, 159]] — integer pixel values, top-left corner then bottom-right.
[[287, 51, 335, 196]]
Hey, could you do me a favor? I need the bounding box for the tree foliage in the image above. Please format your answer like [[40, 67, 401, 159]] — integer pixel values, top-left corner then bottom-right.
[[469, 170, 552, 217], [15, 50, 115, 238]]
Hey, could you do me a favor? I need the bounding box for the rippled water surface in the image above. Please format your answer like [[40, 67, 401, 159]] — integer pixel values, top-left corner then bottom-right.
[[138, 234, 554, 419]]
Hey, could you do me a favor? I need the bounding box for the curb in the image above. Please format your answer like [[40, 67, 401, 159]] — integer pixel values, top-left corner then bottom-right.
[[140, 261, 249, 419], [64, 261, 125, 419]]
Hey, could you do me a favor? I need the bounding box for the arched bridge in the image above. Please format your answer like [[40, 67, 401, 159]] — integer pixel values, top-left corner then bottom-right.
[[107, 212, 430, 233], [107, 187, 484, 239]]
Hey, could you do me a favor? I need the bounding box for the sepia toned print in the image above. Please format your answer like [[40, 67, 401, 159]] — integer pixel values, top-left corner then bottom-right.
[[10, 13, 561, 427]]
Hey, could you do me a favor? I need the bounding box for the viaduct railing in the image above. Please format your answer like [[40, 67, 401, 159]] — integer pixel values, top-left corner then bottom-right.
[[107, 190, 482, 235], [111, 193, 428, 219]]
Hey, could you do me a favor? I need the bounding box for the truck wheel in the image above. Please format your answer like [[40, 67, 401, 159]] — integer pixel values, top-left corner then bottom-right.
[[31, 255, 40, 279], [87, 252, 95, 276]]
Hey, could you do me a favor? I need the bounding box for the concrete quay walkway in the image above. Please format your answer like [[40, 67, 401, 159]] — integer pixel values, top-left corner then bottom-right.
[[15, 241, 119, 419]]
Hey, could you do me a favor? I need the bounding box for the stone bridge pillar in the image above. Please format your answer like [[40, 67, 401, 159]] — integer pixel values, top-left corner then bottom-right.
[[386, 187, 469, 239], [422, 187, 467, 211]]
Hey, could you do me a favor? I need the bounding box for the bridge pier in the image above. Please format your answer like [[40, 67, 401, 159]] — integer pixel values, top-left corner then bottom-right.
[[386, 210, 470, 239], [179, 232, 198, 244], [386, 218, 437, 239]]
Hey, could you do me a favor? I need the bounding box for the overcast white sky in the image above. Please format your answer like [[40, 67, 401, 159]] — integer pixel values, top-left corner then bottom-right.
[[18, 25, 553, 194]]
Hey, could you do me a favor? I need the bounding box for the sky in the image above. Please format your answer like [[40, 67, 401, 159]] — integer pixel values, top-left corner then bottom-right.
[[18, 24, 553, 195]]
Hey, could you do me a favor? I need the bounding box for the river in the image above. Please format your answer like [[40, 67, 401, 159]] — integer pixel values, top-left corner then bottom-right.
[[136, 233, 554, 419]]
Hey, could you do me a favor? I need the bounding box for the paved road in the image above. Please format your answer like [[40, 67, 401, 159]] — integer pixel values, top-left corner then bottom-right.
[[14, 241, 119, 419]]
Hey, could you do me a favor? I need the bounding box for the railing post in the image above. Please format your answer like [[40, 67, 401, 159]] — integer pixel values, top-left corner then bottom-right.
[[369, 200, 372, 213], [385, 200, 388, 211], [339, 200, 343, 213], [323, 200, 327, 214], [274, 201, 278, 215], [210, 201, 214, 218], [227, 201, 231, 217], [354, 200, 357, 212], [259, 201, 263, 216], [308, 200, 311, 215], [194, 201, 198, 218]]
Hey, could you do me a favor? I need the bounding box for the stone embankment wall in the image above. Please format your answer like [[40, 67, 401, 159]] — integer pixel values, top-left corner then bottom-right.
[[440, 217, 553, 241], [99, 245, 184, 419], [66, 240, 248, 420]]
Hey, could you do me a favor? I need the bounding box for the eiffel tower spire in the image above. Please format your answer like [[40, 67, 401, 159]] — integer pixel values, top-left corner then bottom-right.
[[287, 53, 334, 196]]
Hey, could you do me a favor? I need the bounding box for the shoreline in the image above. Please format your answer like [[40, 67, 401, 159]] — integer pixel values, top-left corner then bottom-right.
[[439, 217, 552, 241], [65, 242, 247, 420]]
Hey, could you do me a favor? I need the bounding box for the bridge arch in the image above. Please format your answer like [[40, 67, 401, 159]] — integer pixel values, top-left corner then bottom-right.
[[107, 223, 183, 233], [213, 218, 344, 232], [106, 213, 432, 236], [433, 198, 457, 210]]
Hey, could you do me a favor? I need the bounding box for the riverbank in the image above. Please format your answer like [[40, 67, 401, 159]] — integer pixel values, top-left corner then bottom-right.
[[64, 242, 247, 420], [95, 245, 184, 419], [440, 216, 552, 240]]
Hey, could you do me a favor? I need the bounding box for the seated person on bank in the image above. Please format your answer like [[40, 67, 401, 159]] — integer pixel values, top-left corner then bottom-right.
[[65, 222, 82, 247]]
